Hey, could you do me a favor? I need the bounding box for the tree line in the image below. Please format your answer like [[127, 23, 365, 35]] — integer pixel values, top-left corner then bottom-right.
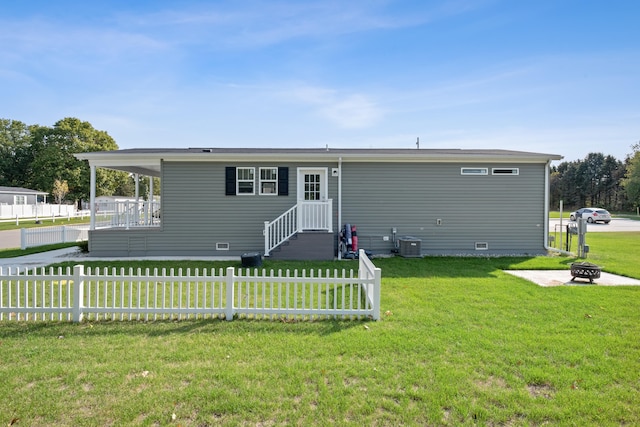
[[550, 144, 640, 212], [0, 117, 156, 207]]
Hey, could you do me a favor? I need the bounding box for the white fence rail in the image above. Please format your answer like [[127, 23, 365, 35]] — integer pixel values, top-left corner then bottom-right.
[[20, 225, 89, 249], [0, 250, 381, 322], [0, 204, 76, 220]]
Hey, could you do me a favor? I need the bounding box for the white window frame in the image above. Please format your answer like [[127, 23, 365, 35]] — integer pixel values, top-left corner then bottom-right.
[[461, 167, 488, 176], [259, 167, 278, 195], [236, 167, 255, 195], [14, 195, 27, 205], [492, 168, 519, 175]]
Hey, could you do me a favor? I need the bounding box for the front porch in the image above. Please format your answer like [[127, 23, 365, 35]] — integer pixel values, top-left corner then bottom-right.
[[264, 200, 333, 258]]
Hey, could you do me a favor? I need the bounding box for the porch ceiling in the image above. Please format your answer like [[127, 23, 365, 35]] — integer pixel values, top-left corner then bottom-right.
[[102, 164, 161, 177], [75, 152, 161, 177]]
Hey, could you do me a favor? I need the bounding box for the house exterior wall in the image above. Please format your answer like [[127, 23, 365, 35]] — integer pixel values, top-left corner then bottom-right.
[[89, 160, 340, 256], [340, 162, 546, 255], [0, 193, 39, 205], [88, 159, 549, 257]]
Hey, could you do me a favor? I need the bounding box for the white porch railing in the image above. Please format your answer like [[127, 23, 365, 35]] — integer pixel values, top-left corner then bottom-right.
[[264, 200, 332, 256], [0, 250, 380, 322], [94, 200, 160, 229]]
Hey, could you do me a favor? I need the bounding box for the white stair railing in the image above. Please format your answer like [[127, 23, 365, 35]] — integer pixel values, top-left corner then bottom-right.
[[264, 200, 332, 256], [264, 205, 298, 256]]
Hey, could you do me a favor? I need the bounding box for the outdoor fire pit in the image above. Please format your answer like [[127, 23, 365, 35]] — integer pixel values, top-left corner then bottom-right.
[[570, 262, 601, 283]]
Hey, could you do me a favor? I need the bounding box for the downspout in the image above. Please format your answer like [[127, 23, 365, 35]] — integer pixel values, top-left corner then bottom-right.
[[544, 159, 570, 255], [337, 157, 342, 260]]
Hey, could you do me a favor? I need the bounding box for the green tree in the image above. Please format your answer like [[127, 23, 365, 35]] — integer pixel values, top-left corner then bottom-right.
[[0, 119, 31, 186], [27, 117, 126, 205], [138, 176, 161, 199], [52, 179, 69, 204], [622, 142, 640, 209]]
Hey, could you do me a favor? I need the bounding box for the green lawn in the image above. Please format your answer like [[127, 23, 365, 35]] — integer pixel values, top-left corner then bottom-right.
[[1, 235, 639, 425], [0, 216, 90, 232], [0, 242, 82, 259]]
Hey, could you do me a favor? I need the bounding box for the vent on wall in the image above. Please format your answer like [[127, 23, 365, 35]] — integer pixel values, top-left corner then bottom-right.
[[216, 242, 230, 251], [475, 242, 488, 250], [492, 168, 519, 175]]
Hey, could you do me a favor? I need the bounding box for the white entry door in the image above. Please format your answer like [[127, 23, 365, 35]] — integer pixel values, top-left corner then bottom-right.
[[297, 168, 331, 230], [297, 168, 328, 201]]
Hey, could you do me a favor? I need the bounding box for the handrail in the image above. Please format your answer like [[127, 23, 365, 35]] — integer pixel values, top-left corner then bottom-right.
[[264, 205, 298, 256], [264, 200, 332, 256]]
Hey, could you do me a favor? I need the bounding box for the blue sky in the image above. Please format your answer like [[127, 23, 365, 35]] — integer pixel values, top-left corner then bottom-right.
[[1, 0, 638, 162]]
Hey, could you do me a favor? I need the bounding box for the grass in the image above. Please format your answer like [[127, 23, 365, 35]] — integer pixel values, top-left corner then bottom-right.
[[579, 232, 640, 276], [0, 242, 82, 259], [1, 237, 639, 425], [0, 216, 90, 231]]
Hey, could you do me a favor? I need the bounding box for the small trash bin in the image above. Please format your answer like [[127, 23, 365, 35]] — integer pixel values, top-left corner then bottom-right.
[[241, 252, 262, 267]]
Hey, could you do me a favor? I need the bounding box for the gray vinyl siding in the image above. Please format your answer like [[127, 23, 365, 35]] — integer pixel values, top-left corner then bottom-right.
[[90, 161, 340, 256], [88, 159, 549, 257], [340, 163, 547, 255], [0, 193, 39, 205]]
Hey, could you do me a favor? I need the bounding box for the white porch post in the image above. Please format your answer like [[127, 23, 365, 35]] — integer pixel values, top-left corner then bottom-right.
[[134, 174, 139, 201], [90, 165, 96, 230], [148, 175, 154, 226]]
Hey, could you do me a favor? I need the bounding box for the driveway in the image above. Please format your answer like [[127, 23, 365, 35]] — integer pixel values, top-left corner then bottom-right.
[[549, 217, 640, 233]]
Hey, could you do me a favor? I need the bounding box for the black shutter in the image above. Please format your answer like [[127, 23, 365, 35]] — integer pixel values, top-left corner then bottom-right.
[[225, 167, 236, 196], [278, 167, 289, 196]]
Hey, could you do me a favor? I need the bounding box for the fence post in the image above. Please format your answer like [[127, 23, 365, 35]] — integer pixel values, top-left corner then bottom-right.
[[72, 265, 85, 323], [372, 266, 381, 321], [225, 266, 235, 321], [20, 228, 26, 250], [61, 225, 67, 243]]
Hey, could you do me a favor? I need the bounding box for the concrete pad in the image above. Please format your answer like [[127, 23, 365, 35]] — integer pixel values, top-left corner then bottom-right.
[[504, 270, 640, 287]]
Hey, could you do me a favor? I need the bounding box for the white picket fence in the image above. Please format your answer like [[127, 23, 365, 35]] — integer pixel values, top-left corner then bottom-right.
[[0, 250, 381, 322], [0, 204, 77, 219], [21, 225, 89, 249]]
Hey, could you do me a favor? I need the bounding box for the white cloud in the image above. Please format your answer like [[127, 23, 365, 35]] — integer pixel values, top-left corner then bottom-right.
[[286, 84, 383, 128]]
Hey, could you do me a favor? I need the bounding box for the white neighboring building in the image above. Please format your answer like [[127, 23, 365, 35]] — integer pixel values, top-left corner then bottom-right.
[[0, 186, 76, 219]]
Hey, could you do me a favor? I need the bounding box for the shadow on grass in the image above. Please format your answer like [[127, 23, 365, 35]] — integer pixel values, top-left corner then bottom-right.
[[0, 317, 366, 339], [46, 254, 577, 280]]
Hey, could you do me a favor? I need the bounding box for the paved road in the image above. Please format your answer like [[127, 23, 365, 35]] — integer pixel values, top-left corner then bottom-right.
[[0, 229, 21, 250], [549, 217, 640, 233]]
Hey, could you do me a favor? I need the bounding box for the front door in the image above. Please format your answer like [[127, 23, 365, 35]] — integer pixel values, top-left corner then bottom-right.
[[297, 168, 330, 230], [297, 168, 327, 201]]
